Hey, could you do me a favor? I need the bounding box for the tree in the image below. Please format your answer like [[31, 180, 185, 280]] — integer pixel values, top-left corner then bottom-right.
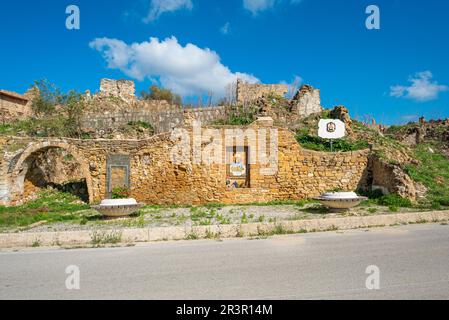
[[141, 85, 182, 105], [29, 80, 89, 138], [31, 79, 61, 117]]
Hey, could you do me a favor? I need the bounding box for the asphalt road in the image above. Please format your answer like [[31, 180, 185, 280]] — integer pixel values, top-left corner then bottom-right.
[[0, 223, 448, 300]]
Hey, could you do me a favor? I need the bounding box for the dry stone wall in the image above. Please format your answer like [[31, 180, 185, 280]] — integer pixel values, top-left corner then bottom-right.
[[81, 101, 227, 134]]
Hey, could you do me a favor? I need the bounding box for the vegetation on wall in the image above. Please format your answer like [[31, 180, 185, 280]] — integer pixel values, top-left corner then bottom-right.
[[0, 80, 89, 138], [212, 105, 258, 126], [124, 121, 155, 136]]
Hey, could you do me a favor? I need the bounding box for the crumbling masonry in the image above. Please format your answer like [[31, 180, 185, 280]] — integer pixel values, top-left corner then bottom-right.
[[0, 79, 411, 205]]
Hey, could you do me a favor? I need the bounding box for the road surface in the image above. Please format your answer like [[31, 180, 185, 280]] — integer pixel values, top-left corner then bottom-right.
[[1, 223, 448, 299]]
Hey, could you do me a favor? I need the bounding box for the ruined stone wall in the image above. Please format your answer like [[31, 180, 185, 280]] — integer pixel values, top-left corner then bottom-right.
[[368, 156, 417, 201], [0, 92, 33, 122], [0, 124, 370, 206], [81, 101, 227, 134], [236, 80, 289, 104], [129, 125, 369, 205], [99, 79, 136, 103], [292, 85, 323, 117]]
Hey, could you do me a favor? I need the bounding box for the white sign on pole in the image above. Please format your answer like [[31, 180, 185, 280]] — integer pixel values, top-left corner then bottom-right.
[[318, 119, 346, 139]]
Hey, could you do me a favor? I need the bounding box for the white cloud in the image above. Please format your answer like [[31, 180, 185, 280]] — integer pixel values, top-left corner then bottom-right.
[[243, 0, 276, 15], [90, 36, 259, 97], [390, 71, 448, 102], [280, 75, 303, 97], [220, 22, 230, 35], [243, 0, 302, 15], [143, 0, 193, 23]]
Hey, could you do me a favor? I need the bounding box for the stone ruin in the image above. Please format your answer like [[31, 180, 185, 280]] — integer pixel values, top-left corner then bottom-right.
[[291, 85, 323, 117], [0, 88, 37, 122], [80, 79, 326, 136], [98, 78, 136, 104], [0, 78, 326, 136], [236, 79, 323, 119], [236, 79, 289, 105], [0, 78, 428, 206]]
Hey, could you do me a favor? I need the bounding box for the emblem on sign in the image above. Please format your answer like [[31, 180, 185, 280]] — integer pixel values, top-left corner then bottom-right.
[[326, 122, 336, 133]]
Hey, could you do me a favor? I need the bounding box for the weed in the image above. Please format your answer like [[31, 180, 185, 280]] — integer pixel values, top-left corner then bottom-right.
[[235, 226, 244, 238], [205, 229, 216, 239], [388, 206, 399, 212], [367, 208, 378, 214], [185, 230, 199, 240], [121, 215, 145, 228], [31, 239, 41, 247], [90, 230, 122, 246]]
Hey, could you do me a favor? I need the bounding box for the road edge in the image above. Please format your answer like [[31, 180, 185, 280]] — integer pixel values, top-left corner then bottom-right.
[[1, 210, 448, 249]]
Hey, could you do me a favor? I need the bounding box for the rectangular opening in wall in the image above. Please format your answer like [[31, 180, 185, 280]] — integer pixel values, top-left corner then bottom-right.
[[226, 146, 250, 188], [110, 166, 128, 190], [106, 154, 130, 197]]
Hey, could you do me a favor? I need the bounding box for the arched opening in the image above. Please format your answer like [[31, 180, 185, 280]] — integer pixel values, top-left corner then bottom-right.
[[22, 148, 88, 202], [11, 142, 93, 204]]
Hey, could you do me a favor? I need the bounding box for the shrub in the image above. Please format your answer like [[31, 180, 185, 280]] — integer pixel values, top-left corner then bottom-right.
[[126, 121, 155, 135], [127, 121, 153, 130], [358, 188, 384, 200], [377, 194, 412, 208], [388, 206, 399, 212], [141, 85, 182, 105], [295, 134, 369, 152], [111, 187, 130, 199], [212, 105, 258, 126], [0, 80, 91, 138]]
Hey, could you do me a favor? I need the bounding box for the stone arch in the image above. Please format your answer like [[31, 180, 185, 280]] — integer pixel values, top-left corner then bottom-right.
[[9, 140, 94, 203]]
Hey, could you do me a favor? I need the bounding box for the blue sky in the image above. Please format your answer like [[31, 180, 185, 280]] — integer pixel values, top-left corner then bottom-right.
[[0, 0, 448, 124]]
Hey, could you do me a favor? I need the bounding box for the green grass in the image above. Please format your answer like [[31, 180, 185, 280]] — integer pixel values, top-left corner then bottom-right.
[[0, 189, 93, 227], [405, 143, 449, 207], [377, 194, 412, 208], [143, 199, 316, 211], [358, 190, 413, 208]]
